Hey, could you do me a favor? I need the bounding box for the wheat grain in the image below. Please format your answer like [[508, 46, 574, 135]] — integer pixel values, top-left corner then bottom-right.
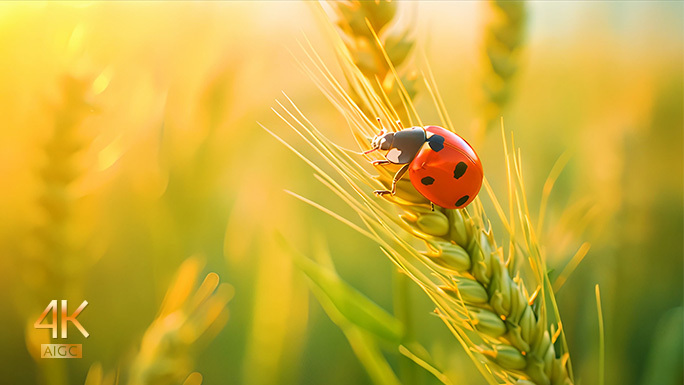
[[272, 2, 574, 384]]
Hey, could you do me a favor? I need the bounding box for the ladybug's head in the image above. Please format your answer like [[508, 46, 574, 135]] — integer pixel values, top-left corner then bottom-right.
[[370, 129, 395, 152]]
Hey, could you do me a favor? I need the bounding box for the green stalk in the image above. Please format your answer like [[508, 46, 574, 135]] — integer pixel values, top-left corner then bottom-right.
[[393, 269, 418, 385]]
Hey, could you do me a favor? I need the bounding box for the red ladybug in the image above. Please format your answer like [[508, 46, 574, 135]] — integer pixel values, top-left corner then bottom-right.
[[365, 124, 483, 209]]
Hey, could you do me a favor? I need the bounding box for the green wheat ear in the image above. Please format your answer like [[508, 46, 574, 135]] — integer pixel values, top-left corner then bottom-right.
[[270, 2, 576, 384]]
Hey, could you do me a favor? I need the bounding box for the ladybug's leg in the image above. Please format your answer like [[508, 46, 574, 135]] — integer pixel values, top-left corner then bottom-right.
[[374, 164, 409, 196], [372, 159, 391, 166], [430, 202, 435, 211]]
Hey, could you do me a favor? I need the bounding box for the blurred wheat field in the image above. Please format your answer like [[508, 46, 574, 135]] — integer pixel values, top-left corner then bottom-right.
[[0, 2, 681, 385]]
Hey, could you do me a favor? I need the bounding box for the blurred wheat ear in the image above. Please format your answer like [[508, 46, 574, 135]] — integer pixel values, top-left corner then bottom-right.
[[127, 256, 232, 385], [269, 1, 575, 384], [480, 0, 527, 134], [24, 72, 97, 307], [87, 256, 232, 385], [330, 0, 417, 123], [21, 65, 102, 385]]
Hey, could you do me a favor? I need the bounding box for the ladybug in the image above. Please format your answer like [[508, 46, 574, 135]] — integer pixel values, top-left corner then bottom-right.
[[364, 124, 483, 209]]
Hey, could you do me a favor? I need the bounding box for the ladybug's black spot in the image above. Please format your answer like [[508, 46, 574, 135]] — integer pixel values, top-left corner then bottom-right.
[[453, 162, 467, 179], [421, 176, 435, 185], [456, 195, 470, 207], [428, 135, 445, 152]]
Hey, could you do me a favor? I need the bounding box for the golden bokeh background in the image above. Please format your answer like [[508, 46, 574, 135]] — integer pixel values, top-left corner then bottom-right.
[[0, 2, 681, 385]]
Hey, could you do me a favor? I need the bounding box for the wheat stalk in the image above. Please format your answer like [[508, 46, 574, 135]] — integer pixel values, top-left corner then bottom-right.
[[270, 2, 574, 384], [480, 0, 528, 134]]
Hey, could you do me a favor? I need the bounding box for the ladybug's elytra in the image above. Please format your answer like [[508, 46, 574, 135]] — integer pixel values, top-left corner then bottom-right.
[[365, 124, 483, 209]]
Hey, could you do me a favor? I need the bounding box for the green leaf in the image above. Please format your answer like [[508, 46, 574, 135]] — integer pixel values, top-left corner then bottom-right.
[[277, 237, 451, 385], [280, 235, 402, 385], [310, 282, 401, 385], [293, 253, 404, 345]]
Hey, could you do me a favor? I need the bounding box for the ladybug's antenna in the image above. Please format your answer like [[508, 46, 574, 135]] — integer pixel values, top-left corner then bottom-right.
[[395, 120, 403, 130], [376, 117, 388, 134]]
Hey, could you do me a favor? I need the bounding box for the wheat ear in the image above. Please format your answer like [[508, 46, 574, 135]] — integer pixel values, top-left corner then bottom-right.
[[19, 66, 101, 385], [330, 0, 417, 123], [124, 257, 232, 385], [272, 2, 574, 383], [22, 72, 97, 308], [328, 2, 424, 381], [480, 0, 527, 133]]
